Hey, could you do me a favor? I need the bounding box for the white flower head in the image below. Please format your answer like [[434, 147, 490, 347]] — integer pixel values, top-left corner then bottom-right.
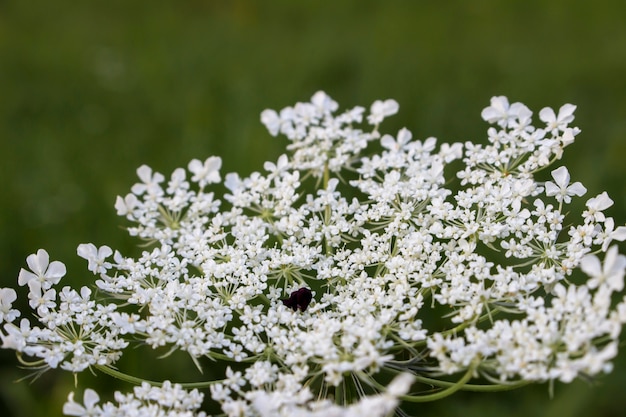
[[5, 93, 626, 416]]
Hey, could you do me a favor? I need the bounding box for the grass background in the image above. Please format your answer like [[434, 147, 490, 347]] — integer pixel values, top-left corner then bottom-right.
[[1, 1, 626, 416]]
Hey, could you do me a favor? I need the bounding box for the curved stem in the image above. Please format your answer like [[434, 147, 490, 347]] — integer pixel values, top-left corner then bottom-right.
[[383, 360, 531, 393], [95, 365, 223, 389], [15, 352, 47, 367], [400, 360, 478, 402], [411, 373, 530, 392]]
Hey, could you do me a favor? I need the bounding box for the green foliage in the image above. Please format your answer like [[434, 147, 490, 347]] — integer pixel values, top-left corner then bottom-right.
[[1, 1, 626, 416]]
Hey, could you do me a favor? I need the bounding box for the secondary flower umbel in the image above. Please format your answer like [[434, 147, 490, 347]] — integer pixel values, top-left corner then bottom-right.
[[2, 92, 626, 417]]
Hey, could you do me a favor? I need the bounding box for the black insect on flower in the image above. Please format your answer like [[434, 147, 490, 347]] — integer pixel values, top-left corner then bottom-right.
[[282, 287, 313, 312]]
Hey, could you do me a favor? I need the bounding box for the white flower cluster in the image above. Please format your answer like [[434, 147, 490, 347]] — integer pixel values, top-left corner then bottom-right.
[[63, 381, 206, 417], [2, 92, 626, 417]]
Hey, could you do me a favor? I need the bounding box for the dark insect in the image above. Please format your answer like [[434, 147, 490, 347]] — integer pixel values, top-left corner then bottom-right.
[[282, 287, 313, 312]]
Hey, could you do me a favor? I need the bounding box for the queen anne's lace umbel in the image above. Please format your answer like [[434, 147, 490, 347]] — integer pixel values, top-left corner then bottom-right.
[[3, 92, 626, 416]]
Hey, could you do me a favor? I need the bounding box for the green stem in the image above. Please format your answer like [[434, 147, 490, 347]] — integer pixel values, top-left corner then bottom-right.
[[335, 378, 344, 405], [383, 361, 531, 393], [323, 160, 330, 190], [16, 352, 46, 367], [256, 292, 272, 307], [95, 365, 223, 389], [323, 161, 332, 256], [400, 360, 478, 402], [411, 373, 530, 392]]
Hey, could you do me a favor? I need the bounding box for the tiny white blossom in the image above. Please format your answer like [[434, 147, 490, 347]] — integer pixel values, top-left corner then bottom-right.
[[77, 244, 113, 275], [0, 288, 19, 323], [585, 191, 614, 222], [17, 249, 66, 289], [131, 165, 164, 196], [539, 103, 577, 133], [188, 156, 222, 187], [114, 193, 139, 217], [380, 128, 412, 152], [263, 154, 290, 175], [600, 218, 626, 251], [545, 166, 587, 204], [368, 99, 399, 125], [581, 246, 626, 292], [385, 372, 415, 397], [311, 90, 339, 113], [481, 96, 527, 128], [63, 389, 101, 417], [260, 109, 281, 136]]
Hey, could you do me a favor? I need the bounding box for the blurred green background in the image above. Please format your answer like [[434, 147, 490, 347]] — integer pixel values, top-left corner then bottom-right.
[[2, 1, 626, 416]]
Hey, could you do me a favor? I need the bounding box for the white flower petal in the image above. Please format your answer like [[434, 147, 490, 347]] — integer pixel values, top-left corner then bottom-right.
[[539, 106, 556, 123], [557, 103, 577, 123], [580, 253, 602, 278], [551, 166, 570, 188]]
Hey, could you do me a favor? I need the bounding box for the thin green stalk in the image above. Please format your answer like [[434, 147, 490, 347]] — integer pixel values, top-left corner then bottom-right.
[[95, 364, 223, 389], [410, 373, 530, 392], [335, 378, 344, 405], [323, 161, 332, 256], [400, 360, 478, 402]]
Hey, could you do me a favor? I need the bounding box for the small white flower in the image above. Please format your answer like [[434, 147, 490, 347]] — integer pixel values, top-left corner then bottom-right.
[[311, 90, 339, 113], [27, 280, 56, 313], [0, 288, 19, 323], [263, 154, 290, 175], [188, 156, 222, 187], [367, 99, 399, 125], [0, 319, 28, 351], [545, 166, 587, 204], [539, 103, 577, 133], [167, 167, 188, 194], [63, 389, 101, 416], [480, 96, 527, 128], [131, 165, 164, 196], [114, 193, 138, 217], [600, 218, 626, 251], [260, 109, 281, 136], [581, 246, 626, 292], [585, 191, 614, 222], [17, 249, 66, 289], [380, 128, 412, 152], [77, 244, 113, 275]]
